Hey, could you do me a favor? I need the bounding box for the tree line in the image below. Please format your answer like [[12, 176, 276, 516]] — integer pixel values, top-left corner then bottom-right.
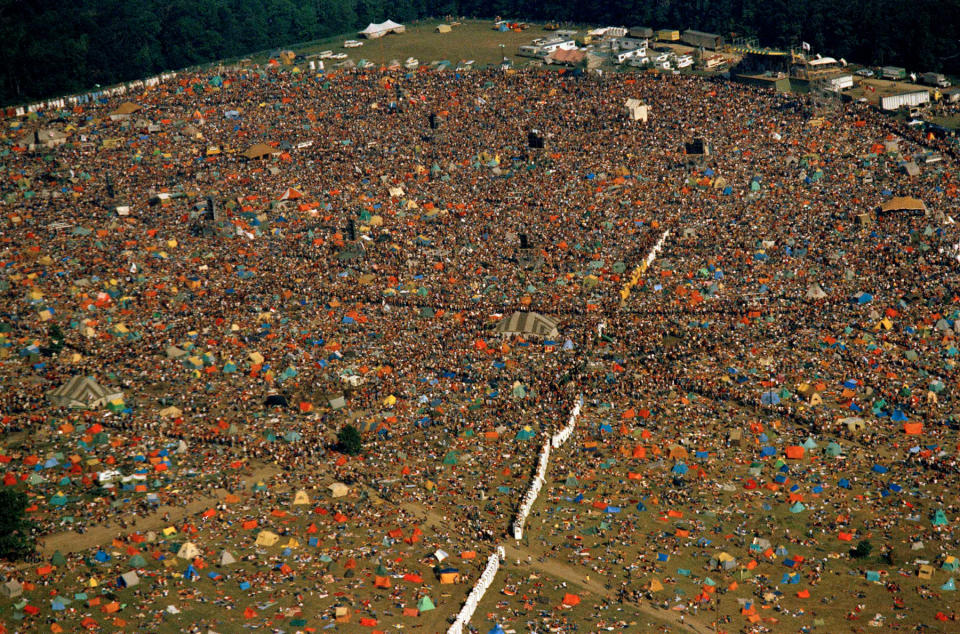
[[1, 0, 959, 106]]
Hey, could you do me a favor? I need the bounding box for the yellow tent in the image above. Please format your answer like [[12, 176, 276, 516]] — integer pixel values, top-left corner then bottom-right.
[[256, 530, 279, 547], [293, 490, 311, 505]]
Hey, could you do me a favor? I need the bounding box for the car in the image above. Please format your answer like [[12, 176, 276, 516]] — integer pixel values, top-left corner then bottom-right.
[[855, 68, 874, 77]]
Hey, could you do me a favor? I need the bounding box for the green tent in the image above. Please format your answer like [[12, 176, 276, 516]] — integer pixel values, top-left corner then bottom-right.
[[129, 554, 147, 568], [825, 442, 843, 457], [442, 452, 458, 465], [417, 596, 435, 612], [51, 551, 66, 567], [515, 427, 536, 441], [932, 509, 949, 526]]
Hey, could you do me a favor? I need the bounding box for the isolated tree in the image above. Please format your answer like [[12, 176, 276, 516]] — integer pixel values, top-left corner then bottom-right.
[[48, 323, 65, 353], [851, 539, 873, 560], [337, 424, 362, 456], [0, 489, 36, 560]]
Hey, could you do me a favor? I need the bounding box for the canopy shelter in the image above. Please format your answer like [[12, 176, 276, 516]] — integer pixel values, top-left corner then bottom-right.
[[243, 143, 277, 160], [879, 197, 927, 215], [48, 376, 123, 409], [494, 311, 559, 338]]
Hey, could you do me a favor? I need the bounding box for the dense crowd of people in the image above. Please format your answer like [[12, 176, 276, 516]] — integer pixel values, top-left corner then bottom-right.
[[1, 61, 960, 631]]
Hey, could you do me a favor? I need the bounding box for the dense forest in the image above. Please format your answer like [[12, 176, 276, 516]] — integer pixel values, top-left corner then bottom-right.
[[2, 0, 959, 106]]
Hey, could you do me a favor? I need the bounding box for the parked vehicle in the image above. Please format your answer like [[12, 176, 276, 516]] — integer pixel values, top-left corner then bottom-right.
[[855, 68, 874, 77], [880, 66, 907, 80], [921, 72, 951, 88]]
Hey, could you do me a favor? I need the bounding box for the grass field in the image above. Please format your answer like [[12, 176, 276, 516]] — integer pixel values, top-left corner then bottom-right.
[[257, 19, 588, 70]]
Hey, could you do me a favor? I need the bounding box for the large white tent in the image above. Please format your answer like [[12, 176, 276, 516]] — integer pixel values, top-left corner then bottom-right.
[[359, 20, 405, 39]]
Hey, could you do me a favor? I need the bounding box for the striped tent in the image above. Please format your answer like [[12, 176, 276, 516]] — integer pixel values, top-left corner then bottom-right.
[[48, 376, 123, 409], [494, 311, 560, 338]]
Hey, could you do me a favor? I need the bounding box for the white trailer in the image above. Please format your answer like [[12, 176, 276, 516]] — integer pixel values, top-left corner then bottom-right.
[[881, 90, 930, 111]]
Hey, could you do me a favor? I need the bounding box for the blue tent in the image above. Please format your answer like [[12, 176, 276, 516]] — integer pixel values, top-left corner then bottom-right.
[[761, 390, 780, 406], [672, 462, 689, 475]]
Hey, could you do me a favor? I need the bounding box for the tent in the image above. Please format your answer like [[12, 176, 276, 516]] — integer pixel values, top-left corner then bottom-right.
[[159, 406, 182, 418], [292, 489, 310, 505], [243, 143, 276, 160], [48, 376, 123, 409], [417, 595, 435, 612], [494, 311, 560, 338], [128, 554, 147, 568], [1, 580, 22, 598], [435, 24, 452, 33], [806, 283, 827, 299], [625, 98, 648, 122], [760, 390, 780, 406], [359, 20, 405, 39], [879, 196, 927, 215], [328, 482, 349, 498], [256, 530, 279, 547], [117, 571, 139, 588], [177, 542, 200, 560], [219, 550, 237, 566]]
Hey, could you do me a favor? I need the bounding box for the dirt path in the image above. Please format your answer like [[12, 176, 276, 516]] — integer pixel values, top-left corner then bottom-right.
[[400, 500, 713, 632], [501, 542, 715, 633], [39, 463, 281, 556]]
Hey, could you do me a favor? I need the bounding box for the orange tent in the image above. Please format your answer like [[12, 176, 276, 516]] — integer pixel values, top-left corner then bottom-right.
[[785, 446, 804, 459], [904, 423, 923, 435], [562, 593, 581, 607]]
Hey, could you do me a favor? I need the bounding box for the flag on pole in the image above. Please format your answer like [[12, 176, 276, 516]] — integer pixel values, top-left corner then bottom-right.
[[802, 41, 811, 51]]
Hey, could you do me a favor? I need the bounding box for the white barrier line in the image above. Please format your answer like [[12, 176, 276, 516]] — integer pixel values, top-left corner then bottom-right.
[[513, 395, 583, 540], [447, 546, 505, 634]]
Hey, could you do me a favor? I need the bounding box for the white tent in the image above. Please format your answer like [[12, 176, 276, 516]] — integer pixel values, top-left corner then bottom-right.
[[625, 98, 648, 122], [177, 542, 201, 560], [118, 571, 139, 588], [359, 20, 405, 39], [218, 550, 237, 566], [48, 376, 123, 409], [328, 482, 349, 498], [806, 283, 827, 299], [1, 580, 22, 598]]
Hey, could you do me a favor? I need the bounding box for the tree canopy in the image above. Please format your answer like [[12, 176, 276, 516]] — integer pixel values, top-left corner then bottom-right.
[[0, 489, 36, 561], [2, 0, 959, 106]]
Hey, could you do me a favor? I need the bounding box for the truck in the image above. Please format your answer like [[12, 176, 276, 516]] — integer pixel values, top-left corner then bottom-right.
[[921, 72, 951, 88], [880, 66, 907, 80]]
